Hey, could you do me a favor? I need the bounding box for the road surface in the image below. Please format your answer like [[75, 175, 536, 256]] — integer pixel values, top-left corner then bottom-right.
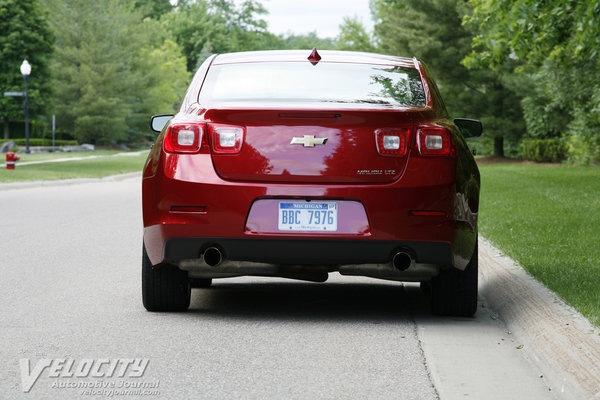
[[0, 176, 553, 399]]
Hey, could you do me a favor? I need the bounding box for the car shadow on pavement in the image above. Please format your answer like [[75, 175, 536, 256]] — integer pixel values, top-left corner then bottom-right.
[[187, 278, 434, 323]]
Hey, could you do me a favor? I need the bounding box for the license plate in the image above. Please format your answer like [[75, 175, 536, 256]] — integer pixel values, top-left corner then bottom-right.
[[278, 202, 338, 231]]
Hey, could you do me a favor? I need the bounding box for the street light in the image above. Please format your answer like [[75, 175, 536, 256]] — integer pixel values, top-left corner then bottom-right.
[[20, 60, 31, 154]]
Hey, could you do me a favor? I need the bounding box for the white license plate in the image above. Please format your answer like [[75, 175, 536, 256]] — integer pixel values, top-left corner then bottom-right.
[[278, 202, 338, 231]]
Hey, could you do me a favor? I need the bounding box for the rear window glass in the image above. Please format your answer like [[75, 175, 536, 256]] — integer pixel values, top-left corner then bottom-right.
[[198, 62, 426, 107]]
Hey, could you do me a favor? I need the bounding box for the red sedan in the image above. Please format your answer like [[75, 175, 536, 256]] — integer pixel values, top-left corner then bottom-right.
[[142, 49, 482, 316]]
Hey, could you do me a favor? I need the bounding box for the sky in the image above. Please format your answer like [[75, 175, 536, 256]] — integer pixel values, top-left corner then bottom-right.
[[241, 0, 375, 38]]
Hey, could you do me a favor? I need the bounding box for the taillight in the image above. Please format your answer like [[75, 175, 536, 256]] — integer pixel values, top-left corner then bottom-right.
[[375, 128, 411, 156], [209, 124, 245, 154], [164, 123, 203, 153], [417, 127, 452, 156]]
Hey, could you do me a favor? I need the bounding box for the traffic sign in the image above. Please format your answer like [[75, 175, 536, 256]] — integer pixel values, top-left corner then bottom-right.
[[3, 91, 25, 97]]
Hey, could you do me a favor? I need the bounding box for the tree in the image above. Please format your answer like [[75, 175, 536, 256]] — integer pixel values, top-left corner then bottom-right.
[[372, 0, 525, 157], [278, 32, 336, 50], [132, 36, 191, 138], [336, 17, 375, 52], [163, 0, 275, 71], [134, 0, 172, 19], [47, 0, 189, 144], [0, 0, 53, 139], [465, 0, 600, 163]]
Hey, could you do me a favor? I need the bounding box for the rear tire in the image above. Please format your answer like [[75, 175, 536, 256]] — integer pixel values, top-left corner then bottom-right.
[[142, 244, 191, 311], [430, 241, 478, 317]]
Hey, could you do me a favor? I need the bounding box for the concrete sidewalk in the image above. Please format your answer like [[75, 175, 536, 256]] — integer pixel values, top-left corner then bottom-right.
[[479, 238, 600, 399]]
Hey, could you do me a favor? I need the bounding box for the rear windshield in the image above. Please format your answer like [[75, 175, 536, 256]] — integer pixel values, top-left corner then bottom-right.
[[198, 62, 426, 107]]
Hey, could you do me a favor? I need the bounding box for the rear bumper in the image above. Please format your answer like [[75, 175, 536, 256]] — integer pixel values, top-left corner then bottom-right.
[[158, 236, 452, 266]]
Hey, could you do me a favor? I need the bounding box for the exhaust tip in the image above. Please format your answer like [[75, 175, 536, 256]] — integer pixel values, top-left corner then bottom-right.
[[203, 247, 223, 267], [392, 252, 412, 271]]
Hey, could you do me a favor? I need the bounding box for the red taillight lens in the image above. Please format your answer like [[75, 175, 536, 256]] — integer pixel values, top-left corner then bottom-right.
[[417, 127, 452, 156], [164, 123, 203, 153], [375, 128, 411, 156], [209, 124, 245, 154]]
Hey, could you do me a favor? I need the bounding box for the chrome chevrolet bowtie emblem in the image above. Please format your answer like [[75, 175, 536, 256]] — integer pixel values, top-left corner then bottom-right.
[[290, 135, 328, 147]]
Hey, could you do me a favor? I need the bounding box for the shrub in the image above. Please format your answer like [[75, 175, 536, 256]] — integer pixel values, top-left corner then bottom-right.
[[521, 139, 568, 163], [0, 139, 78, 147]]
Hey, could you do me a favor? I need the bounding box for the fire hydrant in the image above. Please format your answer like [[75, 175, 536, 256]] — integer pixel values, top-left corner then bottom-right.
[[6, 152, 20, 170]]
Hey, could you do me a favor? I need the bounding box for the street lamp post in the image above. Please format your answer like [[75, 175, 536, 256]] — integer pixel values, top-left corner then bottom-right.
[[20, 60, 31, 154]]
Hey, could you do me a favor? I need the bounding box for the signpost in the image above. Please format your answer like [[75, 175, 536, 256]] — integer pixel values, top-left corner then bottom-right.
[[52, 114, 56, 152], [21, 60, 31, 154]]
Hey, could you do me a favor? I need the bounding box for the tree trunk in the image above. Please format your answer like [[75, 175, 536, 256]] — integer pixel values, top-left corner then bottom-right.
[[3, 117, 9, 139], [493, 136, 504, 157]]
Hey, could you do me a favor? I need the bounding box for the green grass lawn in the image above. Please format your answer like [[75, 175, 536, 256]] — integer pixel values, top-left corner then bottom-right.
[[478, 163, 600, 326], [0, 151, 148, 182], [6, 150, 127, 162]]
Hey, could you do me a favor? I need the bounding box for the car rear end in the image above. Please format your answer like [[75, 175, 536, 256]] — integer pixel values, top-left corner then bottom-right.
[[142, 50, 480, 316]]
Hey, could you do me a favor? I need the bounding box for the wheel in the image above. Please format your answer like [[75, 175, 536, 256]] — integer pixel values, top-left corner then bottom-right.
[[190, 278, 212, 288], [142, 244, 191, 311], [430, 241, 478, 317]]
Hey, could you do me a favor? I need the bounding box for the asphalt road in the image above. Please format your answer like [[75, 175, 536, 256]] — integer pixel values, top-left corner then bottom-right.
[[0, 176, 554, 399]]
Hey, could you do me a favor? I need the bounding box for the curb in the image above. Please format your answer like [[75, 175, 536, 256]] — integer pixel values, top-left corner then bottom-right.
[[479, 238, 600, 399], [0, 171, 141, 191]]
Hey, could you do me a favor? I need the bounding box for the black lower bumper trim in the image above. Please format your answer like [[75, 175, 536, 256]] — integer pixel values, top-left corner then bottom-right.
[[162, 238, 452, 266]]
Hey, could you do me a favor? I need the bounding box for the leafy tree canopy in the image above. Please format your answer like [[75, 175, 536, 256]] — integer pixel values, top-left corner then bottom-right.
[[372, 0, 525, 156], [465, 0, 600, 163], [163, 0, 277, 71], [336, 16, 374, 52], [278, 32, 336, 51], [134, 0, 173, 19], [0, 0, 54, 137], [47, 0, 189, 144]]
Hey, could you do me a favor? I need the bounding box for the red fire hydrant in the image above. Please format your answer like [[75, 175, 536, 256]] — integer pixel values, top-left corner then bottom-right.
[[6, 152, 20, 170]]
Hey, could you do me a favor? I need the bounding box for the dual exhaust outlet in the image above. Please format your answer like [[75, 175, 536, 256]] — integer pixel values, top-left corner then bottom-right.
[[391, 251, 412, 271], [202, 246, 413, 271], [203, 247, 224, 267]]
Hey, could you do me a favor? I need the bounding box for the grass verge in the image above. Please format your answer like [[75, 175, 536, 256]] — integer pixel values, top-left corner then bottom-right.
[[479, 163, 600, 327], [5, 150, 128, 162], [0, 152, 148, 182]]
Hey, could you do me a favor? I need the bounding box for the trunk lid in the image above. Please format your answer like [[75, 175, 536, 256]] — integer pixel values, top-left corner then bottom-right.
[[205, 108, 427, 184]]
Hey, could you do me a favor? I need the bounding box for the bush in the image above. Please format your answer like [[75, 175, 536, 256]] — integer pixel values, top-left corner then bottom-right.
[[567, 134, 600, 166], [565, 108, 600, 165], [0, 139, 78, 147], [521, 139, 568, 163]]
